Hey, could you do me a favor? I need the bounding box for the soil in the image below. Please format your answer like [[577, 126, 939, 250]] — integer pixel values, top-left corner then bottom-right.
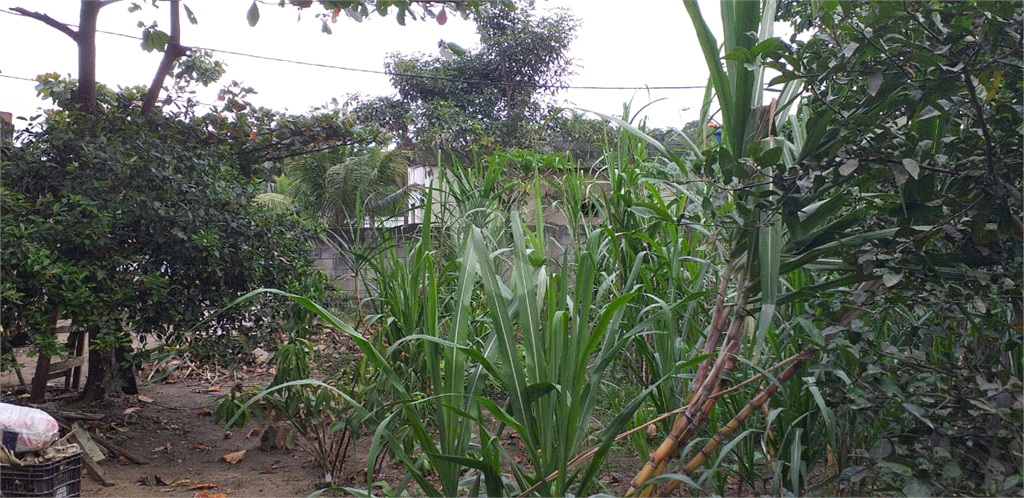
[[0, 340, 404, 498], [1, 341, 641, 498]]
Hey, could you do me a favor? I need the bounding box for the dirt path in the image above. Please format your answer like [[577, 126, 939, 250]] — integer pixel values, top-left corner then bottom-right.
[[1, 348, 349, 497], [2, 341, 638, 498], [79, 379, 322, 497]]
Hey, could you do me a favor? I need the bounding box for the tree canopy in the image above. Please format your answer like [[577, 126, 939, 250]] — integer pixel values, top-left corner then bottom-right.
[[1, 76, 329, 400], [357, 4, 580, 161]]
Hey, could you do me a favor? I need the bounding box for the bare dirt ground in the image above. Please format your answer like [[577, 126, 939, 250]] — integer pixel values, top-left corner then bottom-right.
[[0, 344, 396, 498], [1, 338, 639, 498]]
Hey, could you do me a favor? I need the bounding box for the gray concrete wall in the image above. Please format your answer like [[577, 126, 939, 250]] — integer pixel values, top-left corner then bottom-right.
[[313, 221, 585, 298]]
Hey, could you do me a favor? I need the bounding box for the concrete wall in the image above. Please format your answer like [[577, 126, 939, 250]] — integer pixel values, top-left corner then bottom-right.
[[313, 221, 585, 298], [314, 165, 609, 297]]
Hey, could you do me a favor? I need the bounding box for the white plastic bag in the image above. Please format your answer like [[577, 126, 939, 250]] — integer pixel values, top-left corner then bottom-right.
[[0, 403, 59, 453]]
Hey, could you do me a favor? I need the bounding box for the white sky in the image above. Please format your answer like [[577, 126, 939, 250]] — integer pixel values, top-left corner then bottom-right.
[[0, 1, 745, 131]]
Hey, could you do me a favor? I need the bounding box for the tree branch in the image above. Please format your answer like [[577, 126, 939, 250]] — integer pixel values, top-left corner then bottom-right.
[[10, 7, 78, 42], [961, 66, 997, 175], [141, 0, 190, 117]]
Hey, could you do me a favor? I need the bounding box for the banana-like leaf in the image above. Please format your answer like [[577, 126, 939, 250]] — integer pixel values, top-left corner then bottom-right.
[[252, 192, 295, 213]]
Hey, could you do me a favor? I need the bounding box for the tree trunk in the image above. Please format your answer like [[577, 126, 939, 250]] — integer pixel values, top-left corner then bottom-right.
[[74, 0, 103, 108], [80, 329, 139, 402]]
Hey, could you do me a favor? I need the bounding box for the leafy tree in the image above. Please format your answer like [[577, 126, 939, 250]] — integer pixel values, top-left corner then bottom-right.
[[1, 78, 326, 401], [11, 0, 517, 114], [631, 0, 1021, 495], [379, 3, 579, 160], [765, 1, 1023, 493]]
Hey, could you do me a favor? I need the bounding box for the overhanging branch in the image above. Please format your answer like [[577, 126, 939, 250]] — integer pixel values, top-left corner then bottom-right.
[[11, 7, 78, 42]]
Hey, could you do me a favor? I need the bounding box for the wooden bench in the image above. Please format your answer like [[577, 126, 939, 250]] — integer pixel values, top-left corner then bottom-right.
[[30, 322, 86, 402]]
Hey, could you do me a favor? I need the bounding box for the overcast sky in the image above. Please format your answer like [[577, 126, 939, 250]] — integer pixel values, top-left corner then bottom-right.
[[0, 1, 745, 131]]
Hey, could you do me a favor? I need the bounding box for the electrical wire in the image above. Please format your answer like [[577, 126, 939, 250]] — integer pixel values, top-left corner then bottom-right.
[[0, 74, 37, 82], [0, 7, 707, 92]]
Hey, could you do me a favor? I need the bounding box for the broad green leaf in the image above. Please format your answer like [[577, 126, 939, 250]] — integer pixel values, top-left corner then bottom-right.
[[750, 37, 786, 57], [246, 1, 260, 27], [183, 4, 197, 25], [867, 73, 883, 96], [757, 146, 784, 167], [882, 269, 903, 287], [877, 460, 913, 476], [902, 158, 920, 179], [839, 158, 859, 176], [890, 161, 910, 185], [903, 478, 933, 497], [902, 402, 935, 429]]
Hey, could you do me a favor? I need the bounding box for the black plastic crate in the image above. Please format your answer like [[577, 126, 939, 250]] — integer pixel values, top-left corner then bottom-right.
[[0, 451, 82, 498]]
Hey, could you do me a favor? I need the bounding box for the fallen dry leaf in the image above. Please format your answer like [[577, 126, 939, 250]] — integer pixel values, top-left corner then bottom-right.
[[197, 408, 213, 417], [124, 407, 142, 415], [154, 474, 169, 486], [246, 428, 261, 438], [258, 470, 276, 475], [200, 385, 221, 393], [221, 449, 246, 464], [118, 456, 131, 465], [189, 483, 218, 490], [159, 487, 175, 492], [138, 395, 154, 403], [194, 492, 227, 498], [192, 444, 209, 452]]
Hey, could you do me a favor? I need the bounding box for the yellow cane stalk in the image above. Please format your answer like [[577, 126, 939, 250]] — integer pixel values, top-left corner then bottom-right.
[[660, 348, 817, 495], [627, 309, 748, 496]]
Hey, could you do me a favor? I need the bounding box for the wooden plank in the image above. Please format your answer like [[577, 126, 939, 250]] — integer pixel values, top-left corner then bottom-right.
[[80, 450, 115, 487], [70, 331, 85, 389], [55, 410, 105, 422], [70, 423, 106, 462], [90, 432, 150, 465], [45, 357, 85, 379]]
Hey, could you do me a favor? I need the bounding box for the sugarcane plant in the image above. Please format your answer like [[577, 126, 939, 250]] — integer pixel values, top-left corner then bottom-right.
[[625, 0, 904, 494]]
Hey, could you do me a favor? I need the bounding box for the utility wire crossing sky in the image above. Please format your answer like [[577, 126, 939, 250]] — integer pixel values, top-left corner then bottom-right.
[[0, 1, 779, 129]]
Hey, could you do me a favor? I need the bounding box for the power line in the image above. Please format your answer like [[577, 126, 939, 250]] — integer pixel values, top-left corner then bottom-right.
[[0, 74, 38, 82], [0, 8, 707, 92]]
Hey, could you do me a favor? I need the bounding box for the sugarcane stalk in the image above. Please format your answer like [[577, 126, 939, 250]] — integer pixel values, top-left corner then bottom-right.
[[518, 348, 811, 497], [628, 278, 883, 496], [660, 348, 817, 495], [628, 311, 748, 496]]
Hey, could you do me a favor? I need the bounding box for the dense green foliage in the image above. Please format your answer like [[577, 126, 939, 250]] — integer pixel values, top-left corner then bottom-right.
[[766, 1, 1024, 494], [219, 1, 1020, 496], [1, 78, 326, 398], [352, 4, 600, 163], [3, 1, 1019, 496]]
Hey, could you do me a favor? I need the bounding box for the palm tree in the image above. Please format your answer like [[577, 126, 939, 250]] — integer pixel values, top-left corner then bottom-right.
[[255, 147, 417, 227]]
